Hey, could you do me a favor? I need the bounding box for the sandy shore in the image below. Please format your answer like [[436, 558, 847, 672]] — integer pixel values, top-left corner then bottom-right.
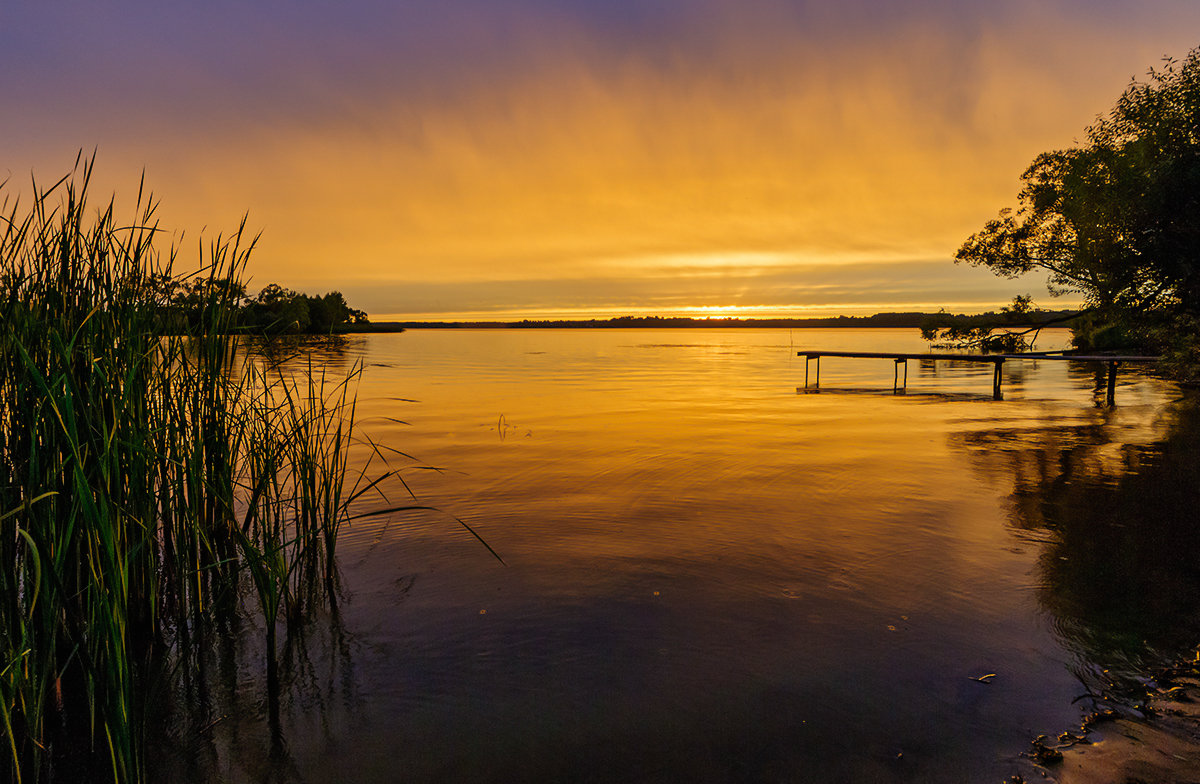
[[1012, 665, 1200, 784]]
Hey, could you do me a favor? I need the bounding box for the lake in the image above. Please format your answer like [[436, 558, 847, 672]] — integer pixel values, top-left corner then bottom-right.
[[168, 328, 1200, 783]]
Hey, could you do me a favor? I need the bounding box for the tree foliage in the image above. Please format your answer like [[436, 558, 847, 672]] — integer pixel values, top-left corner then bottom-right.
[[956, 47, 1200, 372], [919, 294, 1059, 352], [168, 281, 369, 334]]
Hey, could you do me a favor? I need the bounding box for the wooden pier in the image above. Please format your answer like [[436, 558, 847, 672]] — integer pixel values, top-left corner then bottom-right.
[[798, 350, 1161, 404]]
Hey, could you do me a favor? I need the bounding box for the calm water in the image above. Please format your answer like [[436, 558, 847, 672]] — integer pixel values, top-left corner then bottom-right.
[[170, 329, 1200, 783]]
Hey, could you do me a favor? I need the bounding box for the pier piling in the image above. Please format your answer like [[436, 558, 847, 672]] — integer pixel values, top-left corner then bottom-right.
[[893, 358, 907, 393]]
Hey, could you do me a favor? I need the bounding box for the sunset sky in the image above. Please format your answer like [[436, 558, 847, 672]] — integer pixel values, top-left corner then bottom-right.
[[4, 2, 1199, 320]]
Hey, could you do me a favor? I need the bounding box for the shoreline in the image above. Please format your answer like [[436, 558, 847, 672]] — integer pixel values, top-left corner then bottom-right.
[[377, 311, 1079, 330], [1012, 649, 1200, 783]]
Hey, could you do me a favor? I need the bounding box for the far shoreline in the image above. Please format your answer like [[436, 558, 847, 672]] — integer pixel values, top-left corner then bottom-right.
[[376, 310, 1080, 331]]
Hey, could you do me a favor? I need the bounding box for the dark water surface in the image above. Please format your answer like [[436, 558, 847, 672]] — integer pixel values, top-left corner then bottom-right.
[[169, 329, 1200, 783]]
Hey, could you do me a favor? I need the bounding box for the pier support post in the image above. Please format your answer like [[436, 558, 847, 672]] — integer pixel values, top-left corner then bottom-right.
[[1106, 361, 1120, 406], [803, 354, 821, 389], [893, 358, 907, 393], [992, 359, 1004, 400]]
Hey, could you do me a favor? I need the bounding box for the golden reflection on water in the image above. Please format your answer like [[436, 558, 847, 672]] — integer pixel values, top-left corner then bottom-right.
[[168, 329, 1196, 784]]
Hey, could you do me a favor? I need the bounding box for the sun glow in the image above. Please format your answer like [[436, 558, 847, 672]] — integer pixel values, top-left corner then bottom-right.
[[679, 305, 785, 319]]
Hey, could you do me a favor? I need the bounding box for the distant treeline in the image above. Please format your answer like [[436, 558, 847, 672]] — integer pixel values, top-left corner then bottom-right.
[[393, 310, 1082, 330]]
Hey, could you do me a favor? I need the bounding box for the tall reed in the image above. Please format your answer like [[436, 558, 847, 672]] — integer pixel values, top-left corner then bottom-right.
[[0, 157, 397, 782]]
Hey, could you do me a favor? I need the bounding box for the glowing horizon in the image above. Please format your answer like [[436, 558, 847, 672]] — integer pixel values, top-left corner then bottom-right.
[[368, 283, 1086, 322], [368, 300, 1085, 324]]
